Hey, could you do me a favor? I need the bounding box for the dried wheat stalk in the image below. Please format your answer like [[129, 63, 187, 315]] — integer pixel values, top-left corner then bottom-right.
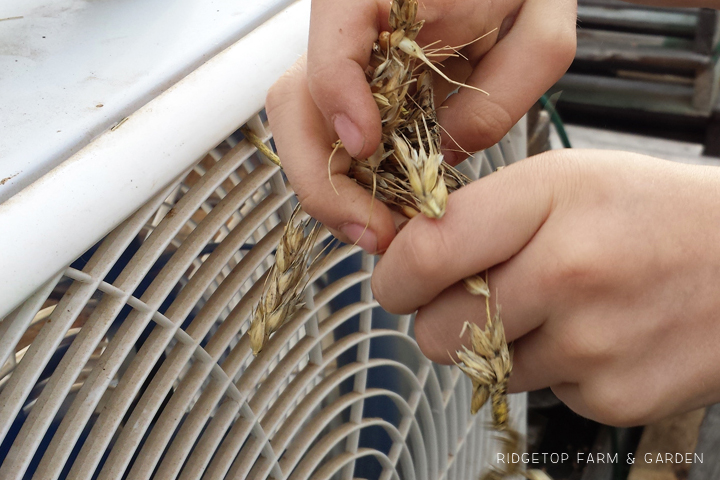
[[361, 3, 543, 478], [248, 204, 321, 355], [367, 0, 516, 433], [457, 316, 512, 420], [245, 1, 548, 477], [340, 0, 456, 219], [247, 0, 465, 354], [459, 276, 550, 480]]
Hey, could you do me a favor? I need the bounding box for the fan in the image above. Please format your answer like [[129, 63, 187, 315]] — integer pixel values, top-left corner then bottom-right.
[[0, 2, 527, 478]]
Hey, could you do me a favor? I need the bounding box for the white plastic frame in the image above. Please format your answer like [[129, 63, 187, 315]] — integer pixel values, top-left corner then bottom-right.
[[0, 0, 311, 320]]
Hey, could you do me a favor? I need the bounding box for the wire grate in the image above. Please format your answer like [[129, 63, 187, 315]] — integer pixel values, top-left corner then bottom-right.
[[0, 113, 525, 480]]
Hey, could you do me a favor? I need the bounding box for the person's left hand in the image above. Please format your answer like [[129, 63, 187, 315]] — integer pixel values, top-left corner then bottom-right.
[[371, 148, 720, 426], [266, 0, 577, 254]]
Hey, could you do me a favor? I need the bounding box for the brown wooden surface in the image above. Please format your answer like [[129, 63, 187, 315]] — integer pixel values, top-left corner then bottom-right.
[[688, 403, 720, 480], [628, 409, 705, 480]]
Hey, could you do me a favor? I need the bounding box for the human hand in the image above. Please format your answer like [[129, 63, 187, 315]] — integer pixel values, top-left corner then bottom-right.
[[266, 0, 576, 253], [371, 150, 720, 426]]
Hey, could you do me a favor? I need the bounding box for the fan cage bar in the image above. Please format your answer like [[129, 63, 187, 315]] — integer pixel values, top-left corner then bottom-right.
[[1, 30, 528, 478]]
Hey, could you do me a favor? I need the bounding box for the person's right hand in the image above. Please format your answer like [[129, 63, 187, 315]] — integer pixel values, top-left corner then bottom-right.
[[266, 0, 577, 254], [370, 149, 720, 427]]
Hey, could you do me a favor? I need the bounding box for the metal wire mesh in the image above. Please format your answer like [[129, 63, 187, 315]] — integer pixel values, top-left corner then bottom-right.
[[0, 113, 525, 480]]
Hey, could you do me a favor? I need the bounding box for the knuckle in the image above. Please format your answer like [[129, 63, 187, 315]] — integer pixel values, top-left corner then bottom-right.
[[414, 309, 451, 364], [528, 155, 606, 292], [535, 20, 577, 71], [526, 144, 580, 178], [555, 34, 577, 71], [544, 239, 603, 294], [306, 59, 343, 102], [527, 150, 588, 211], [557, 320, 616, 365], [533, 7, 577, 66]]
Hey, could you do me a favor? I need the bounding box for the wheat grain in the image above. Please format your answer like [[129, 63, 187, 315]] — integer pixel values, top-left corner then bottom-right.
[[457, 317, 512, 420], [463, 275, 491, 297]]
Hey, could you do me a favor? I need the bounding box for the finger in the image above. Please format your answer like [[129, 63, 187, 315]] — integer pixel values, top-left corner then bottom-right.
[[413, 273, 547, 365], [372, 156, 555, 314], [430, 58, 475, 164], [412, 233, 556, 365], [549, 383, 586, 416], [438, 0, 577, 163], [506, 327, 571, 393], [432, 56, 473, 116], [326, 209, 408, 246], [413, 283, 490, 365], [266, 58, 397, 253], [306, 0, 389, 159]]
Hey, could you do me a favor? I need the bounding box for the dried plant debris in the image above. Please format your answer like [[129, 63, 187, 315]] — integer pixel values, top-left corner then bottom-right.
[[457, 285, 520, 480], [463, 274, 490, 297], [458, 285, 551, 480], [340, 0, 479, 219], [457, 317, 512, 421], [244, 1, 547, 477], [248, 205, 321, 355], [246, 0, 480, 358]]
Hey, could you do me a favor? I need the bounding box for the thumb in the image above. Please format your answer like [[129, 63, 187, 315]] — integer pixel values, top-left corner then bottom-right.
[[438, 0, 576, 163], [371, 153, 558, 314], [306, 0, 388, 159]]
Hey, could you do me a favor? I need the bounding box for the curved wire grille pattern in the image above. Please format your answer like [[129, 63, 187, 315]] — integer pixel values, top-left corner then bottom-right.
[[0, 113, 525, 479]]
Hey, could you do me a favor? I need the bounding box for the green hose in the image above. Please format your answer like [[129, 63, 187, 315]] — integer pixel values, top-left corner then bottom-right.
[[540, 94, 572, 149]]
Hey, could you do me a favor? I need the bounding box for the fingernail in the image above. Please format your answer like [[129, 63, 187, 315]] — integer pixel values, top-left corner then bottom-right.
[[340, 223, 377, 254], [333, 114, 364, 157]]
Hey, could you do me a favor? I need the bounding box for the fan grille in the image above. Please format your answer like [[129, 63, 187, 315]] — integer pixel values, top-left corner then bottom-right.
[[0, 114, 525, 480]]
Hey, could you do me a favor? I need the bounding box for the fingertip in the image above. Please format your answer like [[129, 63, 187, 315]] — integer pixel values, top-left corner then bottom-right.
[[299, 176, 397, 251], [412, 285, 482, 364], [306, 61, 382, 159], [370, 259, 410, 315], [264, 57, 396, 250], [333, 113, 367, 159], [306, 0, 383, 160], [414, 310, 458, 365]]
